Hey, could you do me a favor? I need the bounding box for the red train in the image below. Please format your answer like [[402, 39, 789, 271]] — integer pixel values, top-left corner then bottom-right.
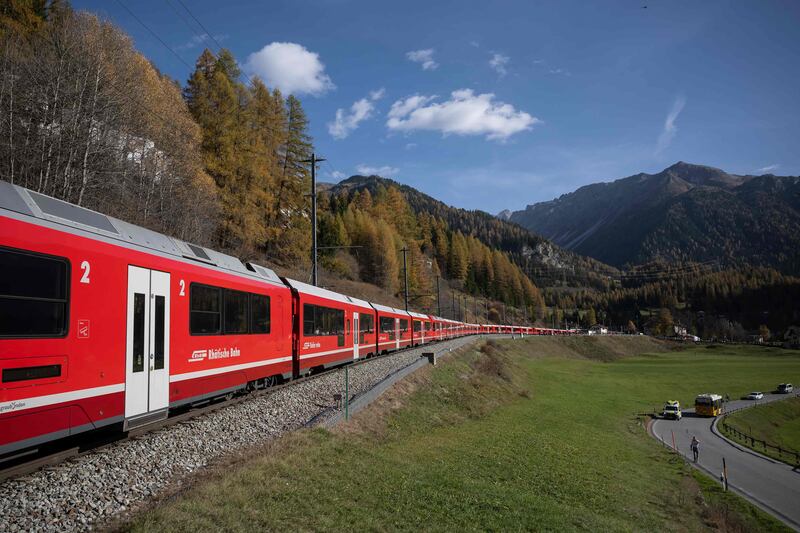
[[0, 182, 568, 459]]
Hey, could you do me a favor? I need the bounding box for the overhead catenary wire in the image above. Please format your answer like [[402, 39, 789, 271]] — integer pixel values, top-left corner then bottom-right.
[[164, 0, 212, 49], [617, 261, 722, 281], [113, 0, 194, 70], [170, 0, 260, 89], [174, 0, 227, 56]]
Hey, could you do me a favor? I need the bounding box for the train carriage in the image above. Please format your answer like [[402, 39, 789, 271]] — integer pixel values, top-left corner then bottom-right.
[[284, 279, 374, 374], [441, 318, 460, 339], [371, 303, 412, 352], [427, 315, 443, 341], [408, 311, 431, 346], [0, 182, 293, 457]]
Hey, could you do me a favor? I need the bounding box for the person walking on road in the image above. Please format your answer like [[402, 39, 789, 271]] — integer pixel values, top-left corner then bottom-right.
[[690, 435, 700, 462]]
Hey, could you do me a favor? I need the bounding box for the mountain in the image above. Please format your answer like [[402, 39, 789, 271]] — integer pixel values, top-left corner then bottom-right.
[[506, 162, 800, 272], [329, 175, 618, 289]]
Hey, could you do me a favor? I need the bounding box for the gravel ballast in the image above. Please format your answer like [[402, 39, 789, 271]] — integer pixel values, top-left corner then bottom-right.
[[0, 336, 480, 532]]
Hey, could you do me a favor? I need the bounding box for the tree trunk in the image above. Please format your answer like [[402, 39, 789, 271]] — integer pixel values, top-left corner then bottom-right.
[[8, 67, 14, 183], [77, 64, 100, 206]]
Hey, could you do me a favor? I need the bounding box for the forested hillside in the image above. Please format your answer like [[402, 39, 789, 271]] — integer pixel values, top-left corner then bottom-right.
[[541, 262, 800, 339], [318, 182, 545, 314], [0, 2, 216, 245], [331, 175, 618, 289]]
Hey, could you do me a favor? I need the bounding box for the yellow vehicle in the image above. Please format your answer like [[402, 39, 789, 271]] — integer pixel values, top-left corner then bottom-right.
[[694, 393, 723, 417]]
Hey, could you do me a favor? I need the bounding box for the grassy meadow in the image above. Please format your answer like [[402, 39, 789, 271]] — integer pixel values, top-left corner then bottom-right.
[[125, 337, 800, 532]]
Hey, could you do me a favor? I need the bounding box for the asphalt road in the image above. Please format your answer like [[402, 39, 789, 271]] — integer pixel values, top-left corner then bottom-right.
[[651, 393, 800, 531]]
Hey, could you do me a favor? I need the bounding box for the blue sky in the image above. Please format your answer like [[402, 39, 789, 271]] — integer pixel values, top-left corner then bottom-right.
[[76, 0, 800, 213]]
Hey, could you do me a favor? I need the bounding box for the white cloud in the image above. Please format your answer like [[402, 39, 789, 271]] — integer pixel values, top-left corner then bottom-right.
[[756, 164, 780, 173], [655, 95, 686, 155], [244, 42, 334, 96], [548, 68, 571, 76], [406, 48, 438, 70], [386, 89, 538, 141], [489, 53, 510, 76], [328, 99, 374, 139], [405, 143, 417, 150], [356, 164, 399, 177], [470, 41, 480, 48], [327, 88, 385, 140], [388, 94, 436, 119]]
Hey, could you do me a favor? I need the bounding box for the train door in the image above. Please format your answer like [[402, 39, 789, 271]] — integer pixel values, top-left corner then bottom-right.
[[125, 265, 170, 426], [395, 318, 400, 350], [353, 312, 359, 359]]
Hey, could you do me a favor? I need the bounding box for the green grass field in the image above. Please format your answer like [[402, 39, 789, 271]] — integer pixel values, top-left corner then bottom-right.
[[721, 397, 800, 465], [125, 337, 800, 532]]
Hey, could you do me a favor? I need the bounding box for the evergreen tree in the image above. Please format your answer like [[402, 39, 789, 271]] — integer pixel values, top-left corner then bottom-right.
[[267, 93, 312, 264], [586, 308, 597, 326]]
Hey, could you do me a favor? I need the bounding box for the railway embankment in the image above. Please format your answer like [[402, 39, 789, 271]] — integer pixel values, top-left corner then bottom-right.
[[0, 337, 477, 533]]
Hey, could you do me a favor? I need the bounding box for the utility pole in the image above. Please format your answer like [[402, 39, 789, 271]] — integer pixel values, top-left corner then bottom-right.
[[401, 246, 409, 311], [301, 153, 326, 286], [485, 300, 489, 323], [436, 276, 441, 316], [451, 291, 455, 320]]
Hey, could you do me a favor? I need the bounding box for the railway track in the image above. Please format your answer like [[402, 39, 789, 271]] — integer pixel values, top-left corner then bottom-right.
[[0, 335, 483, 484]]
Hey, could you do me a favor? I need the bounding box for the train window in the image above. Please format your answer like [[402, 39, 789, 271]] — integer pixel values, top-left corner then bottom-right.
[[359, 313, 374, 343], [2, 364, 62, 383], [223, 289, 248, 334], [413, 320, 422, 332], [359, 313, 374, 333], [190, 284, 221, 335], [379, 316, 395, 340], [303, 304, 344, 337], [153, 295, 165, 370], [250, 294, 271, 334], [399, 319, 409, 333], [0, 247, 69, 338], [133, 293, 145, 373]]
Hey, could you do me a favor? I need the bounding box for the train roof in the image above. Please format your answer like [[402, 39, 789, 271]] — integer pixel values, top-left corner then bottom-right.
[[0, 181, 285, 287], [407, 310, 429, 319], [370, 302, 411, 316], [283, 278, 373, 310]]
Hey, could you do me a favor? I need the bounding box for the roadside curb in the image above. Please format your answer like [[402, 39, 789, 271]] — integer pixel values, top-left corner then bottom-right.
[[711, 416, 784, 466]]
